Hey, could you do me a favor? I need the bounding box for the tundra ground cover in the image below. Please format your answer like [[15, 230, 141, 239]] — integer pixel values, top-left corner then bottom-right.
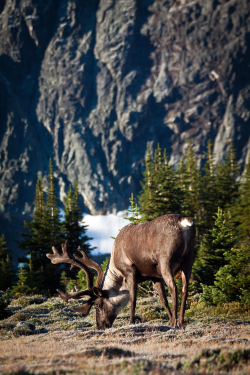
[[0, 295, 250, 374]]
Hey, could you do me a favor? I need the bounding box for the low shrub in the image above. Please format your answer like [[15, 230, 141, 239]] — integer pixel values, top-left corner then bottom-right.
[[185, 301, 250, 320], [0, 289, 12, 320], [178, 348, 250, 371]]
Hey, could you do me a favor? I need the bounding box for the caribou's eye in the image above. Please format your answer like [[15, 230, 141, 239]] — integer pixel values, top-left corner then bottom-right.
[[95, 301, 103, 310]]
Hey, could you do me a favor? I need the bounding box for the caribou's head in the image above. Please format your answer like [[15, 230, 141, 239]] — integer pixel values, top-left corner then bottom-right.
[[46, 241, 128, 329], [92, 287, 129, 329]]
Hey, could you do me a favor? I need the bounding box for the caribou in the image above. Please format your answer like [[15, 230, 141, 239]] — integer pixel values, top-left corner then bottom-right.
[[47, 214, 195, 329]]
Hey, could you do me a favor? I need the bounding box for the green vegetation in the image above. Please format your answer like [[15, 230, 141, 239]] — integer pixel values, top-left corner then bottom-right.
[[126, 193, 140, 225], [0, 289, 11, 319], [178, 348, 250, 372], [3, 160, 94, 296], [139, 143, 181, 222], [201, 241, 250, 305], [133, 141, 249, 307], [63, 178, 94, 254], [0, 235, 15, 292], [0, 140, 249, 314], [185, 300, 250, 321], [138, 141, 250, 308], [193, 207, 238, 289], [17, 164, 63, 295], [10, 266, 32, 295], [178, 142, 202, 225], [65, 257, 109, 293], [233, 156, 250, 239], [1, 294, 249, 337]]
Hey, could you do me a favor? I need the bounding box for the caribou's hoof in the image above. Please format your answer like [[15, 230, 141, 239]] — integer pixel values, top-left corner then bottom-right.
[[170, 319, 178, 329], [177, 321, 186, 329]]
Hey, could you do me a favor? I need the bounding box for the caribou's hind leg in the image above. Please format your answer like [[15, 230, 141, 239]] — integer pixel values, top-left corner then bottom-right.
[[161, 266, 178, 328], [178, 256, 193, 328]]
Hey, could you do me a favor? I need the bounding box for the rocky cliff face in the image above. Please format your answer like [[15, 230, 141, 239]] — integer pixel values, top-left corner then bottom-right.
[[0, 0, 250, 262]]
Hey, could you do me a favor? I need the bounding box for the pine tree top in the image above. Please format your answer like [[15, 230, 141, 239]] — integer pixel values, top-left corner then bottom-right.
[[232, 157, 250, 240], [0, 234, 8, 262]]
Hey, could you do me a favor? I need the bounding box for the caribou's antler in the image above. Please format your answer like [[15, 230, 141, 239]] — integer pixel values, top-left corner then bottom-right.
[[47, 241, 94, 289], [46, 241, 104, 304], [56, 288, 93, 303], [76, 245, 104, 288], [47, 241, 97, 303]]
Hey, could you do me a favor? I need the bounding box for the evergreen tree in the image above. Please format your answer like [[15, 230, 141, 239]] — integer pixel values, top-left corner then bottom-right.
[[0, 255, 15, 292], [201, 242, 250, 305], [126, 193, 140, 224], [66, 269, 90, 293], [156, 147, 181, 215], [11, 266, 31, 295], [139, 144, 181, 222], [101, 256, 110, 272], [139, 144, 156, 222], [19, 162, 95, 295], [0, 234, 8, 262], [45, 159, 62, 249], [60, 271, 71, 289], [194, 208, 237, 288], [19, 174, 49, 271], [62, 179, 94, 253], [25, 255, 45, 295], [215, 140, 240, 210], [19, 164, 63, 294], [233, 157, 250, 241], [0, 235, 15, 291], [178, 142, 202, 224], [0, 289, 12, 319], [201, 140, 218, 231], [35, 174, 46, 223]]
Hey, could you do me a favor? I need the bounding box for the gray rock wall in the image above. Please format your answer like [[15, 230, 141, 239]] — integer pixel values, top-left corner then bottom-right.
[[0, 0, 250, 262]]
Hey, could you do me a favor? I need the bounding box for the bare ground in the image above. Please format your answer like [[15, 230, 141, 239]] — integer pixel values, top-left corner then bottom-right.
[[0, 296, 250, 374]]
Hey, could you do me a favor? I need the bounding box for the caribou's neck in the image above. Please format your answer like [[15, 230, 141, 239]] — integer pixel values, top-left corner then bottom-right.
[[101, 256, 129, 312], [101, 257, 124, 291]]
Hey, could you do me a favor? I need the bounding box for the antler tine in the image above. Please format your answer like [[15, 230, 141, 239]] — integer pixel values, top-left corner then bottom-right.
[[61, 240, 72, 258], [46, 241, 94, 291], [56, 288, 93, 303], [73, 301, 94, 317], [76, 245, 104, 288]]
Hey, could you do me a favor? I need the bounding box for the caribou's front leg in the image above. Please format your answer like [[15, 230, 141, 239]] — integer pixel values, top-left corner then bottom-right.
[[153, 279, 172, 322], [126, 272, 137, 324]]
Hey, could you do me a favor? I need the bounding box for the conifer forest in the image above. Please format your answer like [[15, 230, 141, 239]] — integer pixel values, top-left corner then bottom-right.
[[1, 141, 250, 375], [0, 140, 250, 308]]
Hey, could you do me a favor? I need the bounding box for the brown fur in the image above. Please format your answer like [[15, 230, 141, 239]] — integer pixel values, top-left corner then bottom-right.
[[47, 214, 195, 329], [111, 214, 195, 328]]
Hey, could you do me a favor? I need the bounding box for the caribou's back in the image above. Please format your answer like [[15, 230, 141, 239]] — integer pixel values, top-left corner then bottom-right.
[[113, 214, 195, 278]]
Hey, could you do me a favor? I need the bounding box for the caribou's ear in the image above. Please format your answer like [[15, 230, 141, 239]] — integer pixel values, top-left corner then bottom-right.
[[92, 286, 103, 298], [73, 300, 94, 316]]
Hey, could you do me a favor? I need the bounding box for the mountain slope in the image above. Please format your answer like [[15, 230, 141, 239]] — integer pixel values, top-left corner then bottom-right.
[[0, 0, 250, 262]]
